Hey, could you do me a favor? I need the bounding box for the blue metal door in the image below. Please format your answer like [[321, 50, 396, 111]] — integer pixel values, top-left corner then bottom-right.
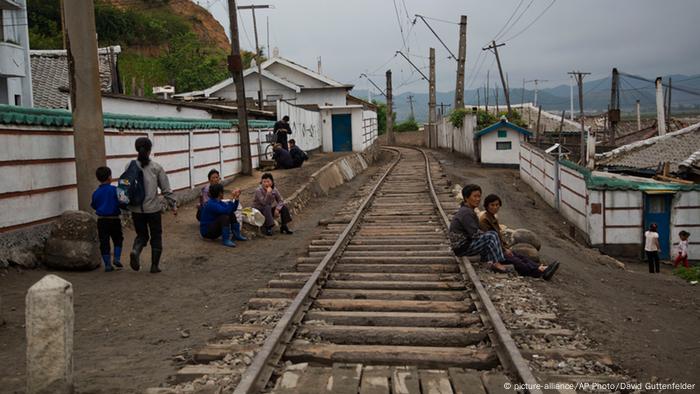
[[643, 193, 673, 259], [332, 114, 352, 152]]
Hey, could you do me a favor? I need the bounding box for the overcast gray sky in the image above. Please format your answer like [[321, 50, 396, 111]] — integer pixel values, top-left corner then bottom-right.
[[195, 0, 700, 94]]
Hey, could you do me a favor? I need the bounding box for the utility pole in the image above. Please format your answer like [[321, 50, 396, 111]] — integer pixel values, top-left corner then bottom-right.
[[525, 79, 548, 107], [454, 15, 467, 110], [667, 77, 672, 128], [495, 88, 499, 114], [238, 4, 270, 110], [63, 0, 106, 211], [228, 0, 252, 174], [521, 78, 525, 105], [266, 16, 270, 58], [655, 77, 666, 136], [636, 99, 641, 131], [568, 71, 591, 167], [386, 70, 395, 146], [608, 68, 620, 145], [482, 41, 511, 116], [535, 105, 542, 145], [407, 95, 415, 120], [476, 89, 480, 109], [428, 47, 437, 148], [570, 75, 574, 121]]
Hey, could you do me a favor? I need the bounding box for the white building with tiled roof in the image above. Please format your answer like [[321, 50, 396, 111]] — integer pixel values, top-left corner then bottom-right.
[[0, 0, 32, 107]]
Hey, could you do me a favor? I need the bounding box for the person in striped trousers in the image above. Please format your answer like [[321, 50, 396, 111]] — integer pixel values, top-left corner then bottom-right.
[[449, 184, 510, 273]]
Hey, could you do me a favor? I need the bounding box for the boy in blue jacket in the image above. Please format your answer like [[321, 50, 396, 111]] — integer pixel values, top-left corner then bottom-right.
[[200, 183, 240, 247], [91, 167, 124, 272]]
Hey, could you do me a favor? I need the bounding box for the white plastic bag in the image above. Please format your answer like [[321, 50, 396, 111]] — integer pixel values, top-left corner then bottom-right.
[[241, 207, 265, 227]]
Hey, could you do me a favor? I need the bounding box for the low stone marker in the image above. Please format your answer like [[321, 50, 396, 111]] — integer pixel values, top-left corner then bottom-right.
[[26, 274, 74, 394]]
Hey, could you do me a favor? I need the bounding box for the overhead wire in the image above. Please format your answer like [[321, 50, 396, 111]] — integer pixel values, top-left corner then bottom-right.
[[392, 0, 408, 49], [502, 0, 557, 42], [495, 0, 535, 42], [491, 0, 524, 42]]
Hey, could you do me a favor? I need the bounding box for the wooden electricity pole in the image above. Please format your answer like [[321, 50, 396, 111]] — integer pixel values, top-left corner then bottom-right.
[[568, 71, 591, 166], [407, 95, 415, 120], [608, 68, 620, 145], [63, 0, 106, 211], [428, 47, 437, 148], [238, 4, 270, 110], [453, 15, 467, 110], [228, 0, 252, 175], [386, 70, 395, 145], [483, 41, 511, 116]]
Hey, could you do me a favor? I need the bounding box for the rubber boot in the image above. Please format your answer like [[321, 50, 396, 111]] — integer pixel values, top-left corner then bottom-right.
[[130, 241, 145, 271], [113, 246, 123, 269], [150, 248, 162, 273], [102, 254, 114, 272], [221, 226, 236, 247], [232, 222, 247, 241], [280, 224, 293, 235]]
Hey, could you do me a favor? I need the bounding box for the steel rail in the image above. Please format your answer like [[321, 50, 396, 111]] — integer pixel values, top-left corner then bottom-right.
[[233, 148, 404, 394], [417, 147, 543, 394]]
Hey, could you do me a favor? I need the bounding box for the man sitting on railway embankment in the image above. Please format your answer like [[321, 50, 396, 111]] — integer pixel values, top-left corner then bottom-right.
[[449, 184, 511, 273]]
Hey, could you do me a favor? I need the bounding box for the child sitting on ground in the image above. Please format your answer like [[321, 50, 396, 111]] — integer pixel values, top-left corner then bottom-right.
[[91, 166, 124, 272], [674, 231, 690, 269], [199, 183, 240, 248]]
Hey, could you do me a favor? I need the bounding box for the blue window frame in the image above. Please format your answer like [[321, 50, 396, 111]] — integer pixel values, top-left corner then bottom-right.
[[497, 129, 507, 138]]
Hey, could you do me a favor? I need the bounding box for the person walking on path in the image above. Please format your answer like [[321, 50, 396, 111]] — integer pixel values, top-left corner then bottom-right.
[[273, 115, 292, 150], [674, 230, 691, 269], [252, 172, 293, 236], [91, 166, 124, 272], [127, 137, 177, 273], [644, 223, 661, 273]]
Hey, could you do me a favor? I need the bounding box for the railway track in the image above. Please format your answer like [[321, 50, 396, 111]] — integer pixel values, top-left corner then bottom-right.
[[152, 146, 627, 394]]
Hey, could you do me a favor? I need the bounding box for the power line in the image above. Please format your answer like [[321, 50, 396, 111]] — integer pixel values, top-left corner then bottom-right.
[[392, 0, 408, 49], [414, 14, 460, 25], [491, 0, 524, 42], [496, 0, 535, 41], [502, 0, 557, 42]]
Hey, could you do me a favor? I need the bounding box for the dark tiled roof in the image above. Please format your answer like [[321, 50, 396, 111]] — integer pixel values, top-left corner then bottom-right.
[[30, 48, 119, 109], [597, 122, 700, 174]]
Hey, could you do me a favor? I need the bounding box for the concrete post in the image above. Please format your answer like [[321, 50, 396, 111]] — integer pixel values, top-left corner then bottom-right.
[[26, 275, 74, 394], [636, 100, 641, 131], [63, 0, 106, 211], [655, 77, 666, 136]]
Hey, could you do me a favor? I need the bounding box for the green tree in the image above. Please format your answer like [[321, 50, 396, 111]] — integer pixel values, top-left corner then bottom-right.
[[160, 32, 229, 93], [372, 100, 396, 135]]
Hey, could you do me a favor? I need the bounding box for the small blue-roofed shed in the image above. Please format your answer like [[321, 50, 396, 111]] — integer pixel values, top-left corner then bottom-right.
[[475, 117, 532, 166]]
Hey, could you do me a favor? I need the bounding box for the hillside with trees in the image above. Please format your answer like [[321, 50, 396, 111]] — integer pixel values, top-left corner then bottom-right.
[[27, 0, 258, 95]]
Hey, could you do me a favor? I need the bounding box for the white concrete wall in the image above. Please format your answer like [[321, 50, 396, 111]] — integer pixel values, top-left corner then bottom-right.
[[276, 100, 322, 151], [0, 124, 270, 231], [361, 110, 378, 151], [587, 190, 644, 246], [479, 129, 524, 165], [295, 88, 347, 107], [436, 115, 477, 160], [266, 62, 326, 88], [212, 76, 296, 101], [102, 96, 213, 119], [672, 191, 700, 259], [519, 144, 557, 207]]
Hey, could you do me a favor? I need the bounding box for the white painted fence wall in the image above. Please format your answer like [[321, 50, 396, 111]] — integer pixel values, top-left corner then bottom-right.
[[436, 115, 477, 160], [362, 110, 378, 151], [276, 100, 322, 151], [519, 143, 587, 232], [0, 124, 273, 232]]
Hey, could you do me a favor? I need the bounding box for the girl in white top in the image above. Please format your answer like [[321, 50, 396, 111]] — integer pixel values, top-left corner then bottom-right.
[[674, 230, 690, 269], [644, 223, 660, 273]]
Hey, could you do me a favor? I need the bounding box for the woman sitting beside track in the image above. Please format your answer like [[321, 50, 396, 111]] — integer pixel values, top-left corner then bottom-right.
[[252, 173, 293, 236], [449, 184, 511, 272], [199, 183, 240, 247], [479, 194, 559, 280]]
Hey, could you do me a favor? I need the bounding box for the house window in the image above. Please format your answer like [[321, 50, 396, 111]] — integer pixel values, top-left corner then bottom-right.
[[496, 141, 512, 150], [497, 129, 507, 138]]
